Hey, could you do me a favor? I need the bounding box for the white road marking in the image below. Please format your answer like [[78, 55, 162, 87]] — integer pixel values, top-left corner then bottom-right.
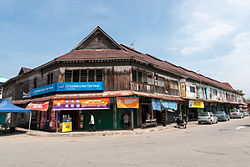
[[236, 126, 246, 130]]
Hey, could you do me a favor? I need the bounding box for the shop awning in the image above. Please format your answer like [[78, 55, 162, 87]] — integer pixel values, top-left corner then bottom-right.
[[26, 101, 49, 111], [152, 98, 161, 111], [161, 101, 177, 110], [11, 90, 185, 105]]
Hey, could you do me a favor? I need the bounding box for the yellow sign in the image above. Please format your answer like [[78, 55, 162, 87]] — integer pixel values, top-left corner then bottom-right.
[[189, 100, 204, 108], [61, 122, 72, 132], [180, 82, 186, 97], [116, 97, 139, 109]]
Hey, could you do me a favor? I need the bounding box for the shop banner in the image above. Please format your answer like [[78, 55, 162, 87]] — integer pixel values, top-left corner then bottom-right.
[[152, 98, 161, 111], [26, 101, 49, 111], [161, 101, 177, 110], [31, 83, 56, 97], [57, 82, 104, 92], [180, 82, 186, 97], [116, 97, 139, 109], [189, 100, 204, 108], [52, 98, 110, 110], [30, 82, 104, 97]]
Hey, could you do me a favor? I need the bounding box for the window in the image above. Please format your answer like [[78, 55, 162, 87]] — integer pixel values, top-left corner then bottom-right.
[[47, 73, 53, 84], [142, 72, 147, 84], [170, 80, 178, 89], [132, 70, 137, 82], [190, 86, 196, 93], [96, 70, 103, 81], [80, 70, 87, 82], [65, 69, 103, 82], [138, 71, 142, 83], [73, 70, 80, 82], [147, 74, 153, 85], [88, 70, 95, 82], [33, 78, 37, 88], [65, 70, 72, 82], [156, 76, 165, 87]]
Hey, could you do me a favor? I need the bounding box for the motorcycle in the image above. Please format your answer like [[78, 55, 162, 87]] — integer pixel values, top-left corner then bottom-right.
[[174, 116, 187, 129]]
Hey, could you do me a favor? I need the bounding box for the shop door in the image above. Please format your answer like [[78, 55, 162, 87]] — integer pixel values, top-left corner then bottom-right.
[[116, 109, 138, 129]]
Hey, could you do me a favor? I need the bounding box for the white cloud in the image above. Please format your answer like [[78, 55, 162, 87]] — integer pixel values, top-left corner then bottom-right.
[[168, 0, 250, 97]]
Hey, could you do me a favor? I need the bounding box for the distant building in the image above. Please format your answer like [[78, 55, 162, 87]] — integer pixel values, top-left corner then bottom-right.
[[0, 76, 8, 102]]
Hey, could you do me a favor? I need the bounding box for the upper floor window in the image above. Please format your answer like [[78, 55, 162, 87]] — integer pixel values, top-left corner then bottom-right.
[[170, 80, 178, 89], [155, 76, 165, 87], [47, 73, 53, 84], [190, 86, 196, 93], [65, 69, 103, 82], [132, 70, 153, 85], [33, 77, 37, 88]]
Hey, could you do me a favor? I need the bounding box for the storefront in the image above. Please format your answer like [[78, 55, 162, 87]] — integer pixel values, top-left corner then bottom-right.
[[53, 98, 112, 132], [161, 100, 179, 124], [188, 100, 204, 120], [25, 101, 51, 130], [116, 97, 139, 129]]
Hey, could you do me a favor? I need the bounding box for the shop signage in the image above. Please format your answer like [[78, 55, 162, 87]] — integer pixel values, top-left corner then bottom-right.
[[180, 82, 186, 97], [30, 82, 104, 97], [26, 101, 49, 111], [116, 97, 139, 109], [52, 98, 110, 110], [31, 83, 56, 97], [57, 82, 104, 92], [189, 100, 204, 108]]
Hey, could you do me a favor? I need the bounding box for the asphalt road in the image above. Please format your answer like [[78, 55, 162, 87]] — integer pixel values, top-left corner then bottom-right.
[[1, 117, 250, 167]]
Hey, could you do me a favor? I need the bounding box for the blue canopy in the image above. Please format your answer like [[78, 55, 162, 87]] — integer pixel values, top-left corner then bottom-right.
[[0, 100, 31, 113]]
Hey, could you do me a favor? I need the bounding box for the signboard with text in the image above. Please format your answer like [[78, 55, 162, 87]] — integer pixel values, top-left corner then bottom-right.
[[189, 100, 204, 108], [116, 97, 139, 109], [53, 98, 110, 110], [30, 82, 104, 97]]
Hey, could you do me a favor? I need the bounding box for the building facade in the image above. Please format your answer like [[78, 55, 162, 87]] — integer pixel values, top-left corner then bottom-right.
[[2, 27, 244, 131]]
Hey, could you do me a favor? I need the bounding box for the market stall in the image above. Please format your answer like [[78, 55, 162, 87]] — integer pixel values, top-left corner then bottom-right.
[[0, 100, 31, 135]]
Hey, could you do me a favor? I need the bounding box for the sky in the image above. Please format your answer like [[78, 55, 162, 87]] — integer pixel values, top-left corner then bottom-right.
[[0, 0, 250, 98]]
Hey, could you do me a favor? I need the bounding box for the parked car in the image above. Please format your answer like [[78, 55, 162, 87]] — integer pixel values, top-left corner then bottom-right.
[[230, 109, 244, 119], [240, 109, 249, 117], [198, 112, 218, 124], [214, 111, 230, 121]]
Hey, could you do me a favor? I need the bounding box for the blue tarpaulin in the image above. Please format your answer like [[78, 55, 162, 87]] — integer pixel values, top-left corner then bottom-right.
[[0, 100, 31, 113], [161, 101, 177, 110], [152, 98, 161, 111]]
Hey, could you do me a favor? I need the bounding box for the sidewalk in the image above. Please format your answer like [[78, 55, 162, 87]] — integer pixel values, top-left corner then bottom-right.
[[17, 121, 198, 137]]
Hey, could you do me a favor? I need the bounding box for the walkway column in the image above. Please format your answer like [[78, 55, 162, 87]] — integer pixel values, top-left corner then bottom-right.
[[130, 109, 134, 130]]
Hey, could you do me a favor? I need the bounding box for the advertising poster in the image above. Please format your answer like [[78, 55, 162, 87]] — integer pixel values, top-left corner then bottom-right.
[[189, 100, 204, 108], [53, 98, 110, 110], [26, 101, 49, 111], [50, 110, 56, 130], [116, 97, 139, 109], [180, 82, 186, 97]]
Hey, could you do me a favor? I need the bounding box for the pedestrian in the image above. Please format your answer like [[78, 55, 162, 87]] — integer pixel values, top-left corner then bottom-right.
[[123, 112, 130, 129], [88, 113, 96, 132]]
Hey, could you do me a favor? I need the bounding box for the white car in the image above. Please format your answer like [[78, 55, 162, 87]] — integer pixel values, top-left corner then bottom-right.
[[230, 109, 244, 119], [198, 112, 218, 124]]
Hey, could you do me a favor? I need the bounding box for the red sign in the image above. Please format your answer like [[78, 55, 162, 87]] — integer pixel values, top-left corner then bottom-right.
[[26, 101, 49, 111]]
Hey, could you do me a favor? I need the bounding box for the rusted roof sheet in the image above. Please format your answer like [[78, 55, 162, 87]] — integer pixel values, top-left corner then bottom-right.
[[11, 91, 184, 104], [55, 49, 131, 61], [53, 42, 241, 95]]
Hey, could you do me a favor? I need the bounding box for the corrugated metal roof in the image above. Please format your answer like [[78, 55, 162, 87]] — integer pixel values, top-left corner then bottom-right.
[[11, 91, 184, 104]]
